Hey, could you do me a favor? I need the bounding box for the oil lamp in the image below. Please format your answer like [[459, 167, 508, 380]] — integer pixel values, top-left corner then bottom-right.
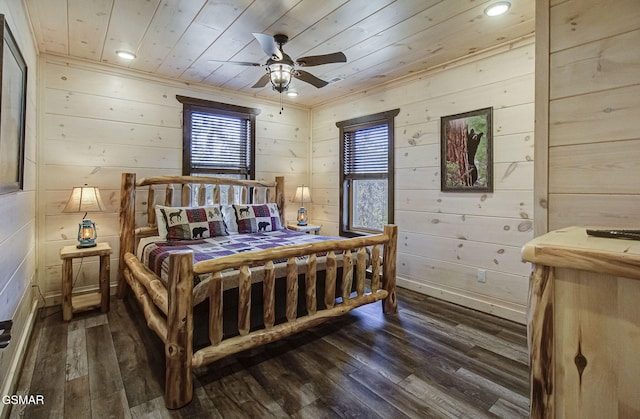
[[293, 186, 312, 226], [62, 185, 107, 248]]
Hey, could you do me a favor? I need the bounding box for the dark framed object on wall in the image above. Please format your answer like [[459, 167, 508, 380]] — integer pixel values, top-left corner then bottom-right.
[[0, 14, 27, 195], [337, 108, 399, 238], [440, 107, 493, 192], [176, 95, 259, 180]]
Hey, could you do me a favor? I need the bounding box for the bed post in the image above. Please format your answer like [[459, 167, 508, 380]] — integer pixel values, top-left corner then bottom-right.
[[165, 251, 194, 409], [275, 176, 285, 226], [118, 173, 136, 298], [382, 224, 398, 314]]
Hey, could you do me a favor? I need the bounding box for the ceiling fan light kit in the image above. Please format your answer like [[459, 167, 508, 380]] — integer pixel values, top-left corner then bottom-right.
[[211, 33, 347, 98], [268, 63, 293, 93]]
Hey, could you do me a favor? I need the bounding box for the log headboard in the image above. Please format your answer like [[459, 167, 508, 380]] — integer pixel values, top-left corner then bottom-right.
[[117, 173, 285, 297]]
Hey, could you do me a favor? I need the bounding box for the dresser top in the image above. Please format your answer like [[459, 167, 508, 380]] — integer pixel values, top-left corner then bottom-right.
[[521, 226, 640, 280]]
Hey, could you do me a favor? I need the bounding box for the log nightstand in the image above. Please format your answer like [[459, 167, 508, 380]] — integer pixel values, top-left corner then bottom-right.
[[287, 224, 322, 235], [60, 242, 112, 321]]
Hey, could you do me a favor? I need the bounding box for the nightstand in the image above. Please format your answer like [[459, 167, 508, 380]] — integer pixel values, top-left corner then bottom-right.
[[60, 242, 112, 321], [287, 223, 322, 235]]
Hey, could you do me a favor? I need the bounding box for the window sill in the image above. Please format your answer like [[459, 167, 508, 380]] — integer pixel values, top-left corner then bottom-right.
[[340, 229, 382, 238]]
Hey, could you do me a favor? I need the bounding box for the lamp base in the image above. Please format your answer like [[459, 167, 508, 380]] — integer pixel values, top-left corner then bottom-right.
[[77, 240, 97, 249]]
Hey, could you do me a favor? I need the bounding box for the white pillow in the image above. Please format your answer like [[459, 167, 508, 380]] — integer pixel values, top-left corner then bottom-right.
[[221, 204, 238, 234], [155, 206, 169, 239]]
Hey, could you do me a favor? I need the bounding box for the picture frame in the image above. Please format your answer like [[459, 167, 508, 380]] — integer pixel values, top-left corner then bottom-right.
[[0, 14, 27, 195], [440, 107, 493, 192]]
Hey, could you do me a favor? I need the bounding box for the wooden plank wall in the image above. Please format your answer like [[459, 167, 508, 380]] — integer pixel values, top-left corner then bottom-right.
[[39, 55, 310, 304], [545, 0, 640, 231], [311, 38, 535, 323], [0, 0, 39, 413]]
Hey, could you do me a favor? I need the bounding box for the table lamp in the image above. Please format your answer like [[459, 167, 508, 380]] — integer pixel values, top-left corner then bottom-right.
[[293, 185, 312, 226], [63, 185, 107, 248]]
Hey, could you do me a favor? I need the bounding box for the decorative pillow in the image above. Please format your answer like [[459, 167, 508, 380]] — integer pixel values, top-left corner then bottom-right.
[[221, 204, 238, 234], [233, 203, 282, 233], [156, 205, 227, 240], [155, 206, 170, 239]]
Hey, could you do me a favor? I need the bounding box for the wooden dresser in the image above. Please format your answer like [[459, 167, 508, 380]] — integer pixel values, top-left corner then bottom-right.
[[522, 226, 640, 418]]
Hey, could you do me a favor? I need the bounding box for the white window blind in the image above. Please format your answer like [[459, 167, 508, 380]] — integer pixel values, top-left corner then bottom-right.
[[177, 95, 259, 179], [190, 111, 251, 175], [343, 124, 388, 177]]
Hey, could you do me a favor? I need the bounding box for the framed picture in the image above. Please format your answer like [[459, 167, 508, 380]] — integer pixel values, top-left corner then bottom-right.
[[440, 107, 492, 192], [0, 14, 27, 195]]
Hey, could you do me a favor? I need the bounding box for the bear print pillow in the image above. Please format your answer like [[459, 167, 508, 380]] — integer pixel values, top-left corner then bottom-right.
[[233, 203, 282, 234], [157, 205, 227, 240]]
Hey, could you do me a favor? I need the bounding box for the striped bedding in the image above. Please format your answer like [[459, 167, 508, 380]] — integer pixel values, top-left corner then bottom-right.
[[138, 228, 344, 292]]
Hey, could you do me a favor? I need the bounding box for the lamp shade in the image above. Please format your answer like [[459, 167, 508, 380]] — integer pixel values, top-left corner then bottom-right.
[[62, 185, 107, 213], [293, 186, 312, 204]]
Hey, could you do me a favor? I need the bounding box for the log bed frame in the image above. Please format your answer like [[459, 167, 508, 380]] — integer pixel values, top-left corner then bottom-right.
[[116, 173, 398, 409]]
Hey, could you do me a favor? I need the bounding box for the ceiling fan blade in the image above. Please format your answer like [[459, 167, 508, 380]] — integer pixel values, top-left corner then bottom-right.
[[294, 70, 329, 88], [252, 32, 283, 61], [208, 59, 263, 67], [296, 52, 347, 67], [252, 73, 271, 88]]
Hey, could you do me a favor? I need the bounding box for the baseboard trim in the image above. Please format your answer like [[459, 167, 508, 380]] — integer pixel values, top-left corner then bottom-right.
[[0, 298, 38, 419], [397, 276, 526, 324]]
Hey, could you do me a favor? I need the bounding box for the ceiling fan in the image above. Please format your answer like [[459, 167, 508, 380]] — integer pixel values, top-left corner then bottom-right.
[[210, 33, 347, 93]]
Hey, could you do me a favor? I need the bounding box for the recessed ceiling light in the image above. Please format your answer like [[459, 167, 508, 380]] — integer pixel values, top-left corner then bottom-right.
[[116, 50, 136, 60], [286, 90, 299, 97], [484, 1, 511, 16]]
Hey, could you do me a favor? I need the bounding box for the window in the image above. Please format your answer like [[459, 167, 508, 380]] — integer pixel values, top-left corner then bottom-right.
[[337, 109, 399, 237], [177, 95, 260, 179]]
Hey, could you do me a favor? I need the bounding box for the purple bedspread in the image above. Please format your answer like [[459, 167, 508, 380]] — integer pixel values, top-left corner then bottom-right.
[[140, 229, 340, 286]]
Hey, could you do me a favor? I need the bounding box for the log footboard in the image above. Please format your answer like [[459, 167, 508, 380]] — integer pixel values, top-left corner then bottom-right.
[[191, 289, 388, 368]]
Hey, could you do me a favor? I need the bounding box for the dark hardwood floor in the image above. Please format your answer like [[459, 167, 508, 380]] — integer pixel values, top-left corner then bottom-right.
[[9, 287, 530, 418]]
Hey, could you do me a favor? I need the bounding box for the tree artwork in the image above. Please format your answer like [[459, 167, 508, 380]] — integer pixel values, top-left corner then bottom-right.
[[440, 108, 493, 192]]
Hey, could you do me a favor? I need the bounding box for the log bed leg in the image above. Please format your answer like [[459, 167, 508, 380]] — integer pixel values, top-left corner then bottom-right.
[[165, 251, 194, 409], [118, 173, 136, 298], [382, 225, 398, 314]]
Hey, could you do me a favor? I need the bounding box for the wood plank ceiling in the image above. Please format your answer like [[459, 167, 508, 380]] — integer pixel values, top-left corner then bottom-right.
[[25, 0, 535, 108]]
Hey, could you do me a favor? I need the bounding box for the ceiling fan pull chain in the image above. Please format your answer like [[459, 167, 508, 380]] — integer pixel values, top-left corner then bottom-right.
[[279, 92, 284, 114]]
